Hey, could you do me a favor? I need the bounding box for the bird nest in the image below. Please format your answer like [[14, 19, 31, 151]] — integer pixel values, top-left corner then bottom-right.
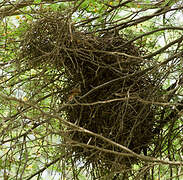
[[20, 12, 165, 176]]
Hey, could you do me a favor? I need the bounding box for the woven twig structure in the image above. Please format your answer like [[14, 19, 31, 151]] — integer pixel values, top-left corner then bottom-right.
[[20, 12, 172, 178]]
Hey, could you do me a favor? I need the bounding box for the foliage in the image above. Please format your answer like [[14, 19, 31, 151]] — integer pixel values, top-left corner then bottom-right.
[[0, 0, 183, 179]]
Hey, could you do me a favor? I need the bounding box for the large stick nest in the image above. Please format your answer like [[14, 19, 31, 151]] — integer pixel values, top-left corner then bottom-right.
[[20, 12, 167, 175]]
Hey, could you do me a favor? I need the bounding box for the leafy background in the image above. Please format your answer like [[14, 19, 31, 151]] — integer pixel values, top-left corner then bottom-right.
[[0, 0, 183, 179]]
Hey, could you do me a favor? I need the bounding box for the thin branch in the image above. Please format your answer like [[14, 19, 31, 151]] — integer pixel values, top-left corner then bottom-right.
[[97, 6, 183, 32], [26, 157, 61, 180], [143, 36, 183, 59], [122, 26, 183, 47], [0, 93, 182, 166]]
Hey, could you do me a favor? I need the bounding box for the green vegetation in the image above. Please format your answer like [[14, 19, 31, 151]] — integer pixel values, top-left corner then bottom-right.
[[0, 0, 183, 179]]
